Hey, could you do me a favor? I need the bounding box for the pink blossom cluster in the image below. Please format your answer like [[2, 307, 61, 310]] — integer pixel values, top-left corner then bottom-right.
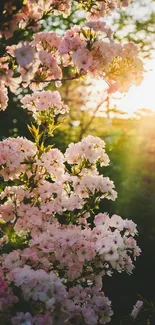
[[0, 57, 21, 110], [31, 32, 63, 87], [79, 0, 130, 20], [66, 285, 113, 324], [0, 137, 37, 180], [28, 215, 140, 280], [0, 1, 72, 40], [0, 270, 18, 312], [0, 135, 117, 227], [7, 32, 63, 91], [0, 81, 8, 111], [59, 26, 143, 92], [8, 266, 67, 307], [32, 32, 62, 52], [0, 0, 130, 41], [21, 90, 69, 121], [11, 312, 54, 325], [86, 21, 113, 37], [30, 32, 63, 89], [0, 17, 144, 110], [0, 212, 140, 323], [14, 26, 143, 93], [10, 285, 113, 325], [65, 135, 110, 166], [0, 129, 141, 323]]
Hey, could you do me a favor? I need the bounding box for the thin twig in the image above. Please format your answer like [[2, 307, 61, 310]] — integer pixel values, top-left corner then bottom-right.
[[27, 74, 82, 84]]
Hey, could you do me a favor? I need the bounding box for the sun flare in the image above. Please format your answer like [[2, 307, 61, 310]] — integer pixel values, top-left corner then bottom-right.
[[114, 59, 155, 116], [92, 58, 155, 117]]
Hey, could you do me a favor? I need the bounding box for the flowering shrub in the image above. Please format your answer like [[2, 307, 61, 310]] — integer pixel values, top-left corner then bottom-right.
[[0, 101, 141, 323], [0, 1, 143, 324]]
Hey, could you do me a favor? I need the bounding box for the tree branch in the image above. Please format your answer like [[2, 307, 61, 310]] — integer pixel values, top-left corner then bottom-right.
[[23, 74, 83, 85]]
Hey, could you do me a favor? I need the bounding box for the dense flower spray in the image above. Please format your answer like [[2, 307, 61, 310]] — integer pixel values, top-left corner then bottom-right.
[[0, 0, 143, 110], [0, 1, 142, 324], [0, 92, 141, 324]]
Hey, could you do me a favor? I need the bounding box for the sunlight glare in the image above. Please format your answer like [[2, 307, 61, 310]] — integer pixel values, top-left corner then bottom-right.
[[113, 59, 155, 116], [93, 59, 155, 117]]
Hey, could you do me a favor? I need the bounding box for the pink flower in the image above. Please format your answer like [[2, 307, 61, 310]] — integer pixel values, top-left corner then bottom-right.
[[0, 271, 18, 312], [33, 32, 62, 51], [122, 0, 131, 7], [86, 21, 113, 38], [131, 300, 143, 319], [21, 90, 69, 121], [0, 137, 37, 180], [94, 213, 110, 226], [72, 48, 93, 71], [109, 214, 125, 231], [15, 43, 35, 67], [0, 82, 8, 111]]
